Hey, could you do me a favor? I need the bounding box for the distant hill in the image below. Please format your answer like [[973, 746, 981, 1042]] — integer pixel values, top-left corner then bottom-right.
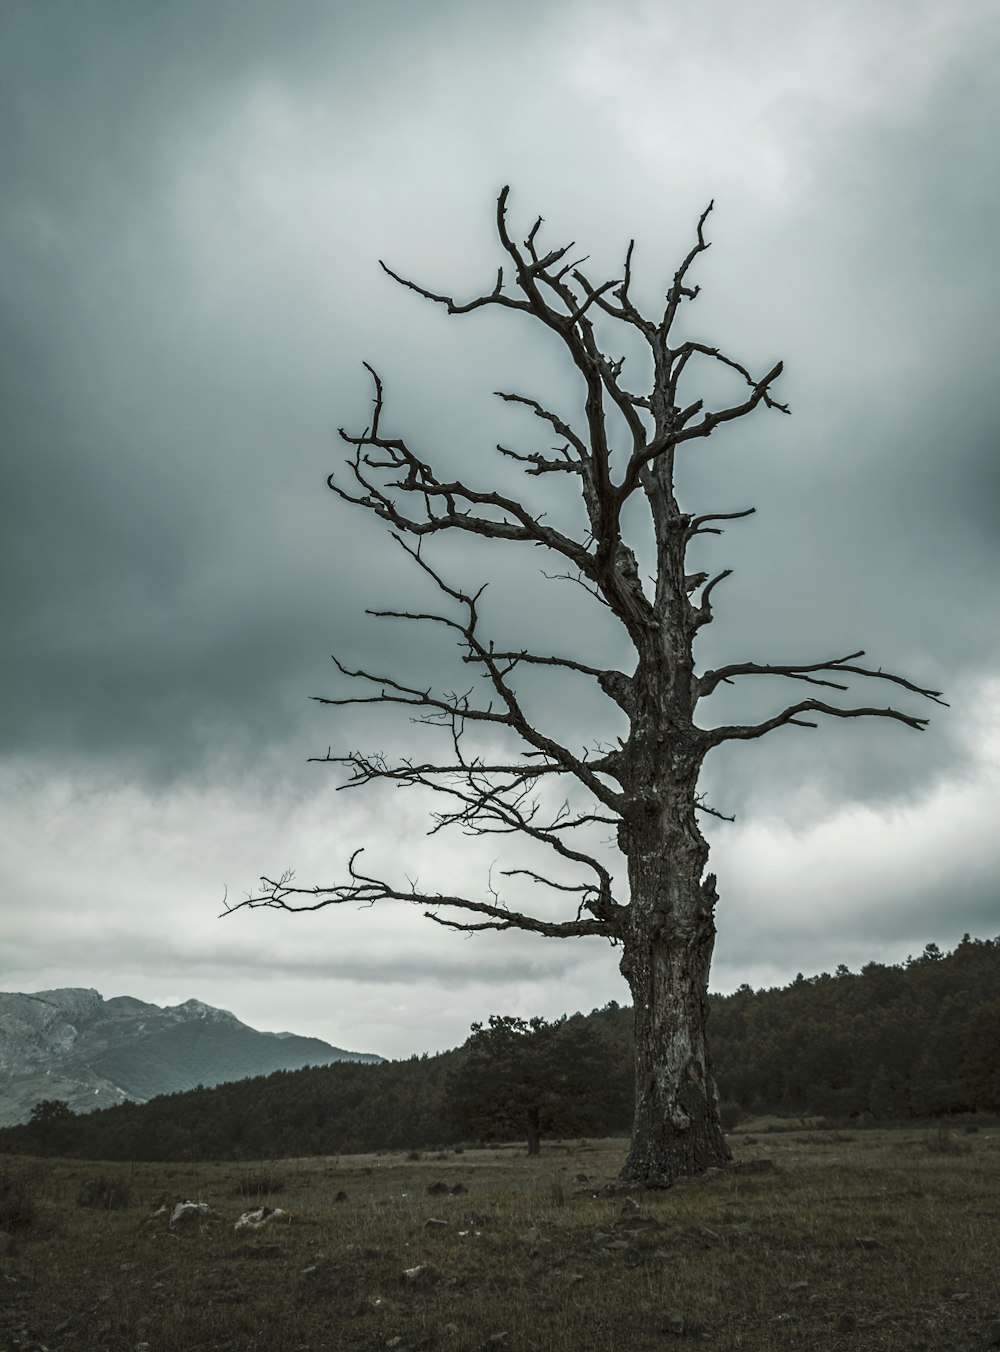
[[0, 987, 383, 1126]]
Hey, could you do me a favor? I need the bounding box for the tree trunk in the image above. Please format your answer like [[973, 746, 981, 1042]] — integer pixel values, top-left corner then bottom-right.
[[525, 1105, 541, 1156], [618, 828, 731, 1185]]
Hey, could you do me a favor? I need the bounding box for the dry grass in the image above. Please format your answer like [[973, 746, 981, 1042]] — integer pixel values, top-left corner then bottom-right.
[[1, 1129, 998, 1350]]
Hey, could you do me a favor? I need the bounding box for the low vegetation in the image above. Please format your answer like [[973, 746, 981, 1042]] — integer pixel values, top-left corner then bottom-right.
[[1, 1130, 998, 1350]]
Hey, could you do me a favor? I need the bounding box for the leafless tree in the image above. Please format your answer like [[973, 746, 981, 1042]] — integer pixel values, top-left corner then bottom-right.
[[228, 188, 944, 1184]]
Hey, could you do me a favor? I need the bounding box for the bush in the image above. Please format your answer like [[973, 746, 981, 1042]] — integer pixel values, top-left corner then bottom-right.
[[77, 1175, 132, 1210], [719, 1100, 745, 1131], [926, 1126, 966, 1155], [0, 1164, 37, 1231], [235, 1164, 285, 1203]]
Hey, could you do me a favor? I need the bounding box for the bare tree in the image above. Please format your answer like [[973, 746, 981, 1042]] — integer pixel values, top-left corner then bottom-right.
[[229, 189, 944, 1185]]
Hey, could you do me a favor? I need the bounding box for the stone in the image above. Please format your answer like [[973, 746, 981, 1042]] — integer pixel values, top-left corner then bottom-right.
[[169, 1201, 212, 1228], [234, 1205, 289, 1231]]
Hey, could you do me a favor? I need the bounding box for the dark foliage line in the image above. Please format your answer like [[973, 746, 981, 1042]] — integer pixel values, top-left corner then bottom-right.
[[2, 934, 997, 1162]]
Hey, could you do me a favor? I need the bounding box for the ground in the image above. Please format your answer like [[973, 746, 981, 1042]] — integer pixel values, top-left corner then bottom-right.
[[1, 1125, 998, 1350]]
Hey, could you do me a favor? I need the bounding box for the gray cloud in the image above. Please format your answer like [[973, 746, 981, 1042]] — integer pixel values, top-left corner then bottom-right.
[[1, 0, 998, 1051]]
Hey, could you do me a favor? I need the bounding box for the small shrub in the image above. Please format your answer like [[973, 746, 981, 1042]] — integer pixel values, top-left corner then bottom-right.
[[719, 1100, 745, 1132], [77, 1175, 132, 1211], [0, 1164, 36, 1232], [406, 1149, 422, 1162], [549, 1177, 566, 1206], [235, 1165, 285, 1203], [927, 1126, 965, 1155]]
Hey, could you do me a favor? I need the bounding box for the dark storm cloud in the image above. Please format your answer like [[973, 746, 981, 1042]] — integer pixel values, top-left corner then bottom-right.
[[8, 0, 996, 793], [2, 4, 369, 770], [1, 0, 558, 778]]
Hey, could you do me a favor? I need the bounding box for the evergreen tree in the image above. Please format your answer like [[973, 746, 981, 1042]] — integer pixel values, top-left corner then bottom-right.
[[961, 999, 1000, 1111], [447, 1015, 627, 1154]]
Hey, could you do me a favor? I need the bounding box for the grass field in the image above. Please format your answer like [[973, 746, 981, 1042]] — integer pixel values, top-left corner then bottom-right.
[[1, 1126, 998, 1351]]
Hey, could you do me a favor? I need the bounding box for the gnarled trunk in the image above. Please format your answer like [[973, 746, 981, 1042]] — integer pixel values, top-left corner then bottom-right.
[[618, 809, 731, 1184]]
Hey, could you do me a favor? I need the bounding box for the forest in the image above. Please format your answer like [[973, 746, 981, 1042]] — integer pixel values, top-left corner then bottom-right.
[[2, 934, 997, 1162]]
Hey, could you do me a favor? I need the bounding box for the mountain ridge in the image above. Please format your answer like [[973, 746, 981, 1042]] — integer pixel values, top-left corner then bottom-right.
[[0, 986, 383, 1126]]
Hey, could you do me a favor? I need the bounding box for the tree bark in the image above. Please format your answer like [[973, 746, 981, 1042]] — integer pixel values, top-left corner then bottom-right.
[[618, 794, 731, 1184]]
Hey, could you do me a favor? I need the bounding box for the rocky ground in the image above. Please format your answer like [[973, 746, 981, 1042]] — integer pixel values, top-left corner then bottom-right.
[[1, 1127, 999, 1350]]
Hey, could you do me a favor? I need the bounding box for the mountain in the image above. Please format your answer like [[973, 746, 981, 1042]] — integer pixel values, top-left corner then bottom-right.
[[0, 987, 383, 1126]]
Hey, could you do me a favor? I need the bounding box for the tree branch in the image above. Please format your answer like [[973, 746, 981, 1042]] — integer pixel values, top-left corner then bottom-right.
[[332, 365, 598, 577], [697, 651, 948, 704], [618, 360, 786, 503], [660, 201, 713, 340], [493, 389, 590, 460], [314, 534, 624, 812], [462, 645, 625, 686], [225, 852, 617, 938], [705, 698, 935, 745], [691, 569, 732, 629], [687, 507, 756, 537]]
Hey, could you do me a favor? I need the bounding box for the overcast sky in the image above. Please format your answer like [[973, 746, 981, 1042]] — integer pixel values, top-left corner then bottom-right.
[[2, 0, 998, 1060]]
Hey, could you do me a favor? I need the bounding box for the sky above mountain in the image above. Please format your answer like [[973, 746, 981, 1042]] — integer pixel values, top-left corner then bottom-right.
[[2, 0, 998, 1059]]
